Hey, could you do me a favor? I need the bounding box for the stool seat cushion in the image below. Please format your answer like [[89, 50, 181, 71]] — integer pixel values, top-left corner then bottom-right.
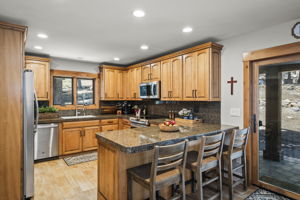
[[186, 151, 218, 171], [223, 148, 243, 160], [127, 163, 181, 189]]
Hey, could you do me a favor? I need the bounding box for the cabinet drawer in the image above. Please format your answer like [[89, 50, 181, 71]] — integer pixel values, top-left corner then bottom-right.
[[101, 119, 119, 125], [63, 120, 100, 129], [101, 125, 119, 132], [119, 119, 130, 125]]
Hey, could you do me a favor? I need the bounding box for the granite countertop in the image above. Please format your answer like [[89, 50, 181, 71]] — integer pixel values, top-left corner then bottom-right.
[[38, 114, 135, 124], [96, 123, 237, 153]]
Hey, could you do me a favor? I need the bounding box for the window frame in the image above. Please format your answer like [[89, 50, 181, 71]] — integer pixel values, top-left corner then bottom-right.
[[76, 77, 95, 105], [50, 70, 99, 110]]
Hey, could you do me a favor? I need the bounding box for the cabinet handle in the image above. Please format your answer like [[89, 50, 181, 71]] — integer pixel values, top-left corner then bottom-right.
[[46, 92, 48, 98], [150, 73, 152, 80], [168, 91, 170, 98], [170, 91, 172, 98], [195, 90, 197, 98], [192, 90, 195, 98], [107, 129, 113, 131], [148, 74, 150, 80], [105, 93, 107, 98], [82, 130, 85, 136], [80, 130, 83, 137]]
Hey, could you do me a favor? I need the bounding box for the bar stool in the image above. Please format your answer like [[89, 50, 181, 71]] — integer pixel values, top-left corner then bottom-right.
[[127, 140, 188, 200], [187, 132, 225, 200], [222, 127, 250, 200]]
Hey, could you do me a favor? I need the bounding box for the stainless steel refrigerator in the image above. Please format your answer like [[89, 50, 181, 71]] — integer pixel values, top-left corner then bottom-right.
[[23, 70, 39, 199]]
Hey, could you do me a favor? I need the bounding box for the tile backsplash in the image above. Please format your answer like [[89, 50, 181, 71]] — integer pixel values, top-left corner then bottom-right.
[[102, 101, 220, 124]]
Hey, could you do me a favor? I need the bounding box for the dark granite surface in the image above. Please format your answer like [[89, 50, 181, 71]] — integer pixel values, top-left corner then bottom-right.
[[96, 123, 237, 154], [38, 114, 135, 124]]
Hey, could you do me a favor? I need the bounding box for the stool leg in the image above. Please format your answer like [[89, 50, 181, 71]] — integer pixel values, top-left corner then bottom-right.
[[196, 170, 203, 200], [150, 187, 156, 200], [182, 173, 186, 200], [218, 161, 223, 200], [243, 153, 248, 191], [191, 171, 196, 193], [127, 175, 133, 200], [228, 159, 233, 200]]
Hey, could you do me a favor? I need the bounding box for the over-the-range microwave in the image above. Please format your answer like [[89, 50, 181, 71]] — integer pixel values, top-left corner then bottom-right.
[[139, 81, 160, 99]]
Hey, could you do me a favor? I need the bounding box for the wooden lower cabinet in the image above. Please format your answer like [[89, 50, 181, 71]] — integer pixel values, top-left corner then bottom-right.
[[101, 124, 119, 132], [82, 126, 100, 151], [62, 128, 83, 155]]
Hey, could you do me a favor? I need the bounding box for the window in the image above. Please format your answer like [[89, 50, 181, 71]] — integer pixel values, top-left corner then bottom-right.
[[53, 77, 73, 105], [77, 78, 94, 105]]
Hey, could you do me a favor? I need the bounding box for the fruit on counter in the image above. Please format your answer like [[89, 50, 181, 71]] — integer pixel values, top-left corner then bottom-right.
[[163, 120, 176, 126]]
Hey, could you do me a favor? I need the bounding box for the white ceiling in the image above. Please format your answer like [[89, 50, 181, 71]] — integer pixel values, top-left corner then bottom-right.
[[1, 0, 300, 64]]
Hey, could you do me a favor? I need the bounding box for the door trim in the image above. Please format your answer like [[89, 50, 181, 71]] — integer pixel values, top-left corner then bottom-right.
[[243, 41, 300, 200]]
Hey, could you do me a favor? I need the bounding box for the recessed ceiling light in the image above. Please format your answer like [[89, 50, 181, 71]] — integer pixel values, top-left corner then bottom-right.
[[77, 57, 84, 60], [114, 57, 120, 61], [133, 10, 145, 18], [34, 46, 43, 50], [182, 27, 193, 33], [140, 45, 149, 50], [37, 33, 48, 39]]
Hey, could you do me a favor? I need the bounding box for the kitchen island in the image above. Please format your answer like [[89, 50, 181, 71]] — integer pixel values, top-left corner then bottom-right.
[[96, 123, 237, 200]]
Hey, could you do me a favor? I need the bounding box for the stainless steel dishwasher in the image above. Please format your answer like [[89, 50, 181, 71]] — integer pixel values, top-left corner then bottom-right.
[[34, 123, 59, 160]]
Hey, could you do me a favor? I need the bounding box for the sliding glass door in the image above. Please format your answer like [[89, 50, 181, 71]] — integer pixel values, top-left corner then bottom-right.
[[256, 62, 300, 195]]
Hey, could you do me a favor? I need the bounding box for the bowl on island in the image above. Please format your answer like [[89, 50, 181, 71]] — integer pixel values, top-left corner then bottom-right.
[[159, 120, 179, 132]]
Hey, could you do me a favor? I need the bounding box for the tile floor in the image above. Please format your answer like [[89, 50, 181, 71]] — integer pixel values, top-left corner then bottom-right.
[[34, 158, 257, 200]]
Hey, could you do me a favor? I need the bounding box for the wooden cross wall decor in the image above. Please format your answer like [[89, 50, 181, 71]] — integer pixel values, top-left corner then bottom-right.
[[227, 77, 237, 95]]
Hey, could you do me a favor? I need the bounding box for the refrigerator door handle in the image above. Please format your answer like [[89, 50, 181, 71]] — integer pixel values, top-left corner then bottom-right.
[[34, 90, 39, 133]]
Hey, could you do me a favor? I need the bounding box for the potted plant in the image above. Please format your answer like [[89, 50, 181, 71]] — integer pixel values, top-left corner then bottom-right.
[[39, 106, 59, 119]]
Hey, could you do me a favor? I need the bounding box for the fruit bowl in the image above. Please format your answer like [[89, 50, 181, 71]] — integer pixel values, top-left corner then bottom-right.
[[159, 120, 179, 132]]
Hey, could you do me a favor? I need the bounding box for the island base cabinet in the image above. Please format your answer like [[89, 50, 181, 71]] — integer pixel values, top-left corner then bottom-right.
[[97, 141, 193, 200]]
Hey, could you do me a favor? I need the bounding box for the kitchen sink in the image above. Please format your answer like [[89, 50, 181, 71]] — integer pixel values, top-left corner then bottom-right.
[[61, 115, 96, 119]]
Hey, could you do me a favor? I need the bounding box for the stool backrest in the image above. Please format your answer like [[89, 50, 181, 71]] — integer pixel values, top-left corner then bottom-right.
[[193, 132, 225, 167], [150, 140, 188, 183], [228, 127, 250, 155]]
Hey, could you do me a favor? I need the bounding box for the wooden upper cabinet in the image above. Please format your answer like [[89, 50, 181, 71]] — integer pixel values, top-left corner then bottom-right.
[[141, 65, 151, 82], [161, 56, 183, 101], [128, 67, 141, 100], [150, 62, 161, 81], [25, 56, 50, 100], [82, 126, 99, 151], [170, 56, 183, 100], [183, 53, 195, 100], [141, 62, 161, 82], [183, 48, 221, 101], [116, 70, 123, 100], [161, 60, 172, 100]]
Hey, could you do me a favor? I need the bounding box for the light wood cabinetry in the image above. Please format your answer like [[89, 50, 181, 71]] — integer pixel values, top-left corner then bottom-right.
[[183, 48, 221, 101], [25, 56, 50, 100], [101, 68, 116, 100], [99, 42, 222, 102], [0, 21, 27, 200], [161, 56, 183, 100], [62, 120, 100, 155], [141, 62, 161, 82], [128, 67, 141, 100], [82, 126, 100, 151], [62, 128, 83, 155]]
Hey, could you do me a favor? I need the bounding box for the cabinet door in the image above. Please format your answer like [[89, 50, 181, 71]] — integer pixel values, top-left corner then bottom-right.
[[150, 62, 161, 81], [62, 128, 82, 155], [183, 53, 196, 100], [104, 69, 116, 99], [161, 59, 172, 100], [82, 126, 99, 151], [135, 67, 142, 100], [128, 69, 136, 99], [116, 70, 123, 99], [25, 60, 50, 100], [170, 56, 183, 100], [141, 65, 151, 82], [195, 49, 209, 100], [122, 70, 130, 99]]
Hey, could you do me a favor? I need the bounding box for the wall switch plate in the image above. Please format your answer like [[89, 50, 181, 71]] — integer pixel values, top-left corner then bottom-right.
[[230, 108, 241, 117]]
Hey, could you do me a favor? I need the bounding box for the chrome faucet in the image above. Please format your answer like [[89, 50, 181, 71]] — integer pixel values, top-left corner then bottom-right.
[[75, 105, 85, 116]]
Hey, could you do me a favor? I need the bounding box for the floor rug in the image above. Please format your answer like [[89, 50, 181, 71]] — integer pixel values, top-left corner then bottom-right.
[[63, 152, 97, 166], [245, 188, 291, 200]]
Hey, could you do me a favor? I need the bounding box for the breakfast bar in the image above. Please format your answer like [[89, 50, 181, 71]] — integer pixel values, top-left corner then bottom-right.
[[96, 123, 237, 200]]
